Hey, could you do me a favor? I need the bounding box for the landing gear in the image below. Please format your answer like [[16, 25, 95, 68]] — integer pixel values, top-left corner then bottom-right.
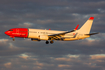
[[13, 38, 15, 41], [46, 41, 49, 44], [50, 40, 54, 44], [45, 40, 54, 44]]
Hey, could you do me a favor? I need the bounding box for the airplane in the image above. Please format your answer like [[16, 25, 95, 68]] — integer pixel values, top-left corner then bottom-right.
[[5, 17, 99, 44]]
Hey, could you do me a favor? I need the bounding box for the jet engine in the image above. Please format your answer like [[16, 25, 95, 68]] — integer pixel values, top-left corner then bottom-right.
[[31, 38, 40, 41]]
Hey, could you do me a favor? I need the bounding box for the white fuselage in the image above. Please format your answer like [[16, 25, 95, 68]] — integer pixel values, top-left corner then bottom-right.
[[28, 28, 90, 41]]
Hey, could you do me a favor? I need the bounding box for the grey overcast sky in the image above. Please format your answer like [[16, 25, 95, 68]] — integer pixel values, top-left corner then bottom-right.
[[0, 0, 105, 70]]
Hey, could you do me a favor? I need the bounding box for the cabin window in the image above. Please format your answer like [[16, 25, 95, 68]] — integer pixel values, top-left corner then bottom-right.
[[9, 30, 13, 31]]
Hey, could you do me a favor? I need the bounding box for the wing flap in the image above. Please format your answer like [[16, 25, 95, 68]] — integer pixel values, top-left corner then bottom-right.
[[48, 24, 79, 39]]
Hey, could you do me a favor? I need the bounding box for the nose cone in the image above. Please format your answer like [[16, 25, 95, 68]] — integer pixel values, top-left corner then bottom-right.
[[5, 31, 9, 35]]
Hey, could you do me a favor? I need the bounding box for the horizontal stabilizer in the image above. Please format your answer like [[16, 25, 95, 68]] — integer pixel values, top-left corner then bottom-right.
[[85, 32, 99, 36]]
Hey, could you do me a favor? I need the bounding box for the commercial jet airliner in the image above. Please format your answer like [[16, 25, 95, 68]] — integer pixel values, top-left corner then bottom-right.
[[5, 17, 99, 44]]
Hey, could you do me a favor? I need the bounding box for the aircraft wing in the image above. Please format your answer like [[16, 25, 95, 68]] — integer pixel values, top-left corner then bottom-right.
[[48, 24, 79, 40]]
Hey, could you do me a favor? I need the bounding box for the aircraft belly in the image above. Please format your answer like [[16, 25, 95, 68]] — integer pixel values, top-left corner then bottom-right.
[[64, 38, 78, 41], [63, 35, 75, 41]]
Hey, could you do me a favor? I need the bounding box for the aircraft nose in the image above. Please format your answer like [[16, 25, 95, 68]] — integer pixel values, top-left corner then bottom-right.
[[5, 31, 9, 35]]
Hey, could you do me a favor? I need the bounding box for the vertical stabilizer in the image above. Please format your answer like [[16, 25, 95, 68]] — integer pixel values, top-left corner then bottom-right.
[[78, 17, 94, 34]]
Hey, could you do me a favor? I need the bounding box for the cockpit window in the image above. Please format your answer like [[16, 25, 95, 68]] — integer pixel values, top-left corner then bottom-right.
[[8, 30, 13, 31]]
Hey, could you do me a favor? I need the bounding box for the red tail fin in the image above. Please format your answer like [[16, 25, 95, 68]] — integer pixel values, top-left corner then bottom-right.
[[89, 17, 94, 20]]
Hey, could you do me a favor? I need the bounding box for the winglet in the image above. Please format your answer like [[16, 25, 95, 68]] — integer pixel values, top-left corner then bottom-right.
[[89, 17, 94, 20], [74, 24, 79, 30]]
